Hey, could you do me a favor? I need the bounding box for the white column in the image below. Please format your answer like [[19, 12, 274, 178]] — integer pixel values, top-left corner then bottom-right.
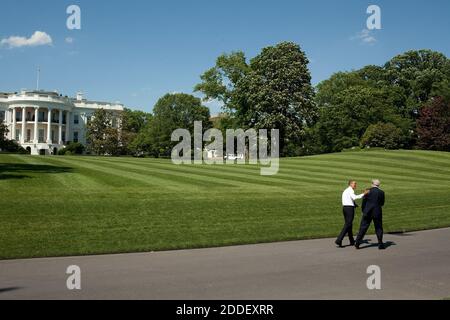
[[58, 109, 63, 145], [34, 107, 39, 143], [47, 108, 52, 144], [12, 108, 16, 141], [21, 107, 26, 144], [65, 111, 70, 144]]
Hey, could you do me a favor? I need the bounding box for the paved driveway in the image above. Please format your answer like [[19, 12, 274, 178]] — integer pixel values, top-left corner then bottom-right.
[[1, 228, 449, 299]]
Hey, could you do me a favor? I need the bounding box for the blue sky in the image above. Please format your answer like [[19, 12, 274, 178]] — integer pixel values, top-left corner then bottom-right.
[[0, 0, 449, 114]]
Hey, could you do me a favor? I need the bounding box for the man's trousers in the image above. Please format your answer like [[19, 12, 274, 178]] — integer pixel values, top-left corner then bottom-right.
[[336, 206, 356, 244]]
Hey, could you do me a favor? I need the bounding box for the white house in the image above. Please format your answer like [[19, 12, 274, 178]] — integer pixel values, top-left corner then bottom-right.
[[0, 90, 124, 155]]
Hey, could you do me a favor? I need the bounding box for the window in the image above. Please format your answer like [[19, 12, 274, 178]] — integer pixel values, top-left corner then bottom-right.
[[73, 131, 79, 143], [62, 132, 66, 143], [15, 129, 20, 141], [74, 114, 79, 125], [38, 129, 45, 143], [39, 111, 45, 122], [51, 130, 55, 143], [0, 111, 5, 122], [16, 111, 22, 122], [27, 129, 31, 142]]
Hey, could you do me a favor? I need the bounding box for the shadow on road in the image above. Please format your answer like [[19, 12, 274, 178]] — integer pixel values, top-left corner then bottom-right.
[[359, 240, 396, 250], [0, 287, 23, 294], [0, 163, 73, 180], [387, 231, 415, 236]]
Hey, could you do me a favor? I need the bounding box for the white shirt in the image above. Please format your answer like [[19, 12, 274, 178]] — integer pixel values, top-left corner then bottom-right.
[[342, 186, 364, 207]]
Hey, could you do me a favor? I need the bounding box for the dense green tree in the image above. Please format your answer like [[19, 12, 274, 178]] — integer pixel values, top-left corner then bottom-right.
[[384, 50, 450, 117], [120, 108, 152, 155], [196, 46, 449, 156], [194, 51, 250, 112], [314, 80, 412, 152], [195, 43, 317, 156], [235, 42, 317, 155], [360, 122, 404, 150], [133, 93, 211, 157]]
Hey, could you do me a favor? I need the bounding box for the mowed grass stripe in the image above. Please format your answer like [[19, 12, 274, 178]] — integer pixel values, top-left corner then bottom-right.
[[96, 156, 370, 191], [28, 156, 152, 190], [279, 163, 450, 187], [103, 156, 448, 189], [62, 156, 277, 190], [283, 154, 450, 178], [291, 150, 450, 172], [41, 156, 216, 191], [67, 156, 304, 190]]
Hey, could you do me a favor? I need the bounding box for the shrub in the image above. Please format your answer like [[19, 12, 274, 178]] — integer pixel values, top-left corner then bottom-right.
[[360, 122, 403, 150], [65, 142, 85, 155], [0, 139, 27, 154]]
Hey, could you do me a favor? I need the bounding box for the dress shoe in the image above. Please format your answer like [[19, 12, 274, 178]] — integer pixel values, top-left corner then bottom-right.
[[355, 242, 361, 249], [335, 240, 343, 248], [378, 243, 386, 250], [349, 240, 355, 246]]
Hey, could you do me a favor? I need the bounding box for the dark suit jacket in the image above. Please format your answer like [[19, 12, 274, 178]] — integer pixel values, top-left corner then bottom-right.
[[362, 187, 385, 216]]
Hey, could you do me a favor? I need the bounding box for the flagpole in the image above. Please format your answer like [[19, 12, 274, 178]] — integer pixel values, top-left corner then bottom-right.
[[36, 66, 40, 91]]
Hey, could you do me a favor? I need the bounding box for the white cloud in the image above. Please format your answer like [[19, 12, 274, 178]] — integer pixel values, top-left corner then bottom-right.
[[351, 29, 377, 45], [65, 37, 74, 44], [1, 31, 53, 48]]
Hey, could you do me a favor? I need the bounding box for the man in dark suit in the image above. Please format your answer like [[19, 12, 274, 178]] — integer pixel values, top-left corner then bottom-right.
[[355, 179, 386, 250]]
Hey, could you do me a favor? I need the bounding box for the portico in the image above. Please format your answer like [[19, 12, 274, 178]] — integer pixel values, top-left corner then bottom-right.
[[0, 89, 124, 155], [10, 106, 70, 146]]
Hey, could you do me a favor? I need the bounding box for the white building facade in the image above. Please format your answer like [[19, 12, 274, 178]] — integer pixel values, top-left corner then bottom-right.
[[0, 90, 124, 155]]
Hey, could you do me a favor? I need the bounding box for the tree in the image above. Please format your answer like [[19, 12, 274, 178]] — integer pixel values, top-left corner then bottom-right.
[[360, 122, 404, 149], [236, 42, 317, 156], [86, 109, 121, 155], [120, 108, 152, 155], [194, 51, 250, 112], [0, 122, 9, 149], [134, 93, 211, 157], [417, 97, 450, 151], [384, 50, 450, 118], [314, 80, 411, 153]]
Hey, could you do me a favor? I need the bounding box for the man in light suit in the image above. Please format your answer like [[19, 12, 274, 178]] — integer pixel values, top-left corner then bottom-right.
[[355, 179, 386, 250]]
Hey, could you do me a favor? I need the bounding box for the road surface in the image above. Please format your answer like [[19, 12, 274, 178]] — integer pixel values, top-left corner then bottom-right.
[[1, 228, 449, 299]]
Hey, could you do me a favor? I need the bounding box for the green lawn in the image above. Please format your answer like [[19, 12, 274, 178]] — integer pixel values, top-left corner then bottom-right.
[[1, 150, 450, 260]]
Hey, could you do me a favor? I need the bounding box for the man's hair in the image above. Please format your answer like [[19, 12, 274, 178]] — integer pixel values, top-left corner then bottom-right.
[[372, 179, 381, 187], [348, 180, 356, 186]]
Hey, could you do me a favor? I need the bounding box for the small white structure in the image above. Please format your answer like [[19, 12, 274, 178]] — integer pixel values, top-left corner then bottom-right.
[[224, 153, 245, 161], [0, 90, 124, 155]]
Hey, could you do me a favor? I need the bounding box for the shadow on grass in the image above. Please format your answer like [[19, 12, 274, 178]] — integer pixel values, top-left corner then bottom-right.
[[0, 163, 73, 180]]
